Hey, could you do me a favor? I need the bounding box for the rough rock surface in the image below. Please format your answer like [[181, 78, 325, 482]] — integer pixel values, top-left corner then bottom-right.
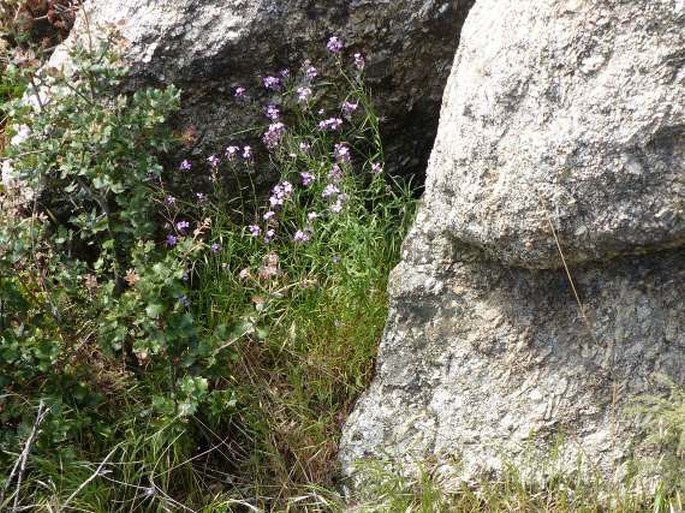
[[424, 0, 685, 268], [340, 0, 685, 487], [50, 0, 474, 179]]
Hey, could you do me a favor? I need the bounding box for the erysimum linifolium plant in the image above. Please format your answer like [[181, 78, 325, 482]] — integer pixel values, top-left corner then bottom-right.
[[156, 37, 416, 506], [168, 37, 412, 332]]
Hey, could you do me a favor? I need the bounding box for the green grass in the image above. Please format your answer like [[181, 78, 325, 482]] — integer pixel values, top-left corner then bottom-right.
[[346, 454, 683, 513], [180, 158, 416, 510]]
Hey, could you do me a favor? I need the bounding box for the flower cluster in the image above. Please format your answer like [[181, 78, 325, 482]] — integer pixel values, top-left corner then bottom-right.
[[263, 75, 281, 90], [297, 86, 312, 103], [263, 228, 276, 244], [303, 59, 317, 81], [263, 121, 286, 149], [327, 36, 344, 54], [264, 104, 280, 120], [225, 145, 240, 159], [334, 143, 352, 164], [207, 155, 220, 168], [328, 164, 343, 183], [330, 195, 346, 213], [353, 52, 365, 70], [321, 176, 347, 214], [269, 181, 294, 208], [166, 234, 178, 247], [342, 100, 358, 119], [293, 229, 311, 243], [318, 117, 343, 131], [322, 184, 340, 198], [176, 220, 190, 234], [300, 171, 315, 186]]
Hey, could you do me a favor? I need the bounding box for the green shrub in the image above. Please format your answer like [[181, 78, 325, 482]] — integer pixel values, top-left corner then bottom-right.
[[0, 35, 211, 509]]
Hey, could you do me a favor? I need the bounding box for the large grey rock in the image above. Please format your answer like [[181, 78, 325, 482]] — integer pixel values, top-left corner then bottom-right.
[[50, 0, 474, 179], [423, 0, 685, 268], [340, 0, 685, 490]]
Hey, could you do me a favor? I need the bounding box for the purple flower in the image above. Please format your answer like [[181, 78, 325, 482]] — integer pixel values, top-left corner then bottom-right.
[[353, 52, 365, 70], [307, 211, 319, 222], [296, 86, 312, 103], [280, 68, 290, 78], [371, 161, 383, 175], [322, 184, 340, 198], [303, 60, 317, 81], [248, 225, 262, 237], [341, 100, 358, 119], [263, 75, 281, 90], [242, 146, 253, 161], [211, 242, 222, 253], [239, 268, 250, 280], [196, 192, 207, 203], [262, 122, 286, 150], [207, 154, 220, 168], [299, 141, 311, 153], [165, 195, 176, 206], [327, 36, 344, 54], [300, 171, 315, 187], [225, 145, 240, 160], [264, 104, 280, 120], [293, 230, 311, 243], [269, 181, 294, 207], [178, 294, 190, 308], [318, 117, 343, 131], [328, 164, 343, 183], [166, 234, 178, 247], [263, 210, 276, 221], [334, 143, 352, 164], [234, 86, 246, 98], [179, 159, 192, 171], [263, 228, 276, 244], [176, 220, 190, 234], [330, 195, 346, 213]]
